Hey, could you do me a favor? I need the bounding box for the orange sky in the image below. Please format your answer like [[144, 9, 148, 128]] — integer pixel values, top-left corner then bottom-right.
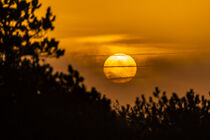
[[39, 0, 210, 105]]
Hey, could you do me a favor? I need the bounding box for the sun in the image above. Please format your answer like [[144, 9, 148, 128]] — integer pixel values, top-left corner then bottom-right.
[[103, 53, 137, 83]]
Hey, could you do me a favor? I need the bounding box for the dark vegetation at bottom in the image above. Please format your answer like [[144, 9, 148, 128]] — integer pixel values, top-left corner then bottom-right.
[[0, 61, 209, 140]]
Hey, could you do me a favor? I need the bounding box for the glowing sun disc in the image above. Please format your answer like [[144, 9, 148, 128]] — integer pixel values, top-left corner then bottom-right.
[[103, 53, 137, 83]]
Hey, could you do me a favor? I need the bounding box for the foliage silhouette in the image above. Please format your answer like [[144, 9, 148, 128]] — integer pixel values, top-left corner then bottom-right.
[[0, 0, 209, 140], [114, 87, 210, 140], [0, 0, 64, 65]]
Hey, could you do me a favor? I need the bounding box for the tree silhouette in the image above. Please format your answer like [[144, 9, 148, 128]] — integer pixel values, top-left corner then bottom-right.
[[0, 0, 64, 65], [0, 1, 119, 139]]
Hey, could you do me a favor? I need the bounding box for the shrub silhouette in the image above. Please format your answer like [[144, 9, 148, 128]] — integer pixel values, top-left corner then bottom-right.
[[0, 0, 209, 140], [114, 87, 210, 140]]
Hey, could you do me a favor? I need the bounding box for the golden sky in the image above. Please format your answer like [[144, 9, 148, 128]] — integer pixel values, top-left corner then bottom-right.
[[40, 0, 210, 104], [41, 0, 210, 45]]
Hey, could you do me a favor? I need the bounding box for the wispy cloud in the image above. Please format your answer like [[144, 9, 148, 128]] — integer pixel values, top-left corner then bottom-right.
[[82, 52, 177, 57], [74, 34, 173, 45]]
